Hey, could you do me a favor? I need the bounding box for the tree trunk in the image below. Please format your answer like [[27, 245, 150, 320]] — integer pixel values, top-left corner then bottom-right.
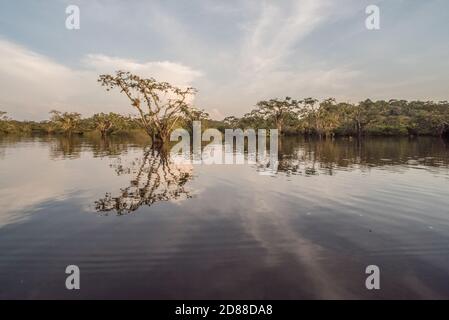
[[153, 130, 170, 147]]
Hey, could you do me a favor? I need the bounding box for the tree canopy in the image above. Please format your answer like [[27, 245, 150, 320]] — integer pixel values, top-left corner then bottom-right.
[[98, 70, 197, 144]]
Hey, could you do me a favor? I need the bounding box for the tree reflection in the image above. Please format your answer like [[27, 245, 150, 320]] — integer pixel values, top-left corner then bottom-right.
[[94, 147, 193, 215], [49, 134, 151, 159], [273, 136, 449, 176], [89, 136, 131, 158], [50, 135, 82, 159]]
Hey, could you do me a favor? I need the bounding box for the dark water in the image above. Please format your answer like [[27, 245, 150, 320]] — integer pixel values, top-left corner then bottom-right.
[[0, 135, 449, 299]]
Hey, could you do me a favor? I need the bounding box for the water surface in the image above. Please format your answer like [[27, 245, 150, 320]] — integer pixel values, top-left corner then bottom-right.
[[0, 135, 449, 299]]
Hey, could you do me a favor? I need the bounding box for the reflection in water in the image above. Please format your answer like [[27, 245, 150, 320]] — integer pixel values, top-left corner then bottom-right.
[[89, 136, 449, 215], [1, 134, 449, 299], [275, 137, 449, 176], [94, 147, 193, 215], [49, 134, 150, 159], [50, 135, 83, 159]]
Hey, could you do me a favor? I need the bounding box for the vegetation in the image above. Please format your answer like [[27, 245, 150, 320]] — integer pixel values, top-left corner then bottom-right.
[[50, 110, 81, 136], [248, 97, 302, 134], [98, 71, 198, 145], [236, 98, 449, 138], [91, 112, 131, 137], [1, 72, 448, 140]]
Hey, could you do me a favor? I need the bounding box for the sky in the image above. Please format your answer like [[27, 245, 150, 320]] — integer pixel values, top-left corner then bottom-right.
[[0, 0, 448, 120]]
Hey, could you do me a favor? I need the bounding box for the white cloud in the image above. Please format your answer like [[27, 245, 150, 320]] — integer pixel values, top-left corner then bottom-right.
[[83, 54, 202, 86], [195, 0, 362, 116], [2, 0, 447, 120], [0, 39, 202, 120], [242, 0, 331, 72], [199, 65, 360, 118]]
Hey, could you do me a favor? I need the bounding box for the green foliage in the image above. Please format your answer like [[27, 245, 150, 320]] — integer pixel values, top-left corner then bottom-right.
[[1, 99, 448, 138], [252, 97, 302, 134], [50, 110, 82, 135], [98, 70, 197, 144], [91, 112, 132, 136], [221, 99, 449, 138], [0, 111, 34, 134]]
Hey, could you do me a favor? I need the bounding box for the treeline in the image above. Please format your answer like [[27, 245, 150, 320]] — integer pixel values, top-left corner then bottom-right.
[[0, 109, 213, 137], [0, 110, 141, 136], [1, 98, 449, 138], [221, 98, 449, 138]]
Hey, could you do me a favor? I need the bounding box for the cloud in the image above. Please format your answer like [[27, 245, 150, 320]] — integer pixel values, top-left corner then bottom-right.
[[196, 0, 361, 116], [0, 38, 202, 120], [199, 65, 360, 118], [2, 0, 448, 119], [83, 54, 202, 86], [242, 0, 331, 72], [0, 1, 360, 120]]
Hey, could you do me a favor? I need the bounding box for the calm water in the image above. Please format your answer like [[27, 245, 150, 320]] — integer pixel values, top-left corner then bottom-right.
[[0, 135, 449, 299]]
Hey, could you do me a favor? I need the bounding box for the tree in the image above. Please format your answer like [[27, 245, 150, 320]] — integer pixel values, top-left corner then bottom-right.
[[316, 98, 341, 138], [349, 99, 378, 138], [98, 71, 197, 145], [188, 107, 209, 121], [431, 101, 449, 137], [184, 107, 209, 128], [300, 97, 319, 135], [92, 112, 129, 137], [49, 110, 81, 135], [240, 110, 268, 130], [250, 97, 302, 135], [223, 116, 240, 129], [92, 113, 113, 137]]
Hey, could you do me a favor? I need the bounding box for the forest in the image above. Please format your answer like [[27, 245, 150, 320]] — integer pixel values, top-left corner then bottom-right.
[[1, 72, 449, 139]]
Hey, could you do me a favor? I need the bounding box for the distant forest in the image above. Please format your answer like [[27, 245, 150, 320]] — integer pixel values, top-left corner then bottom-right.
[[2, 98, 449, 139]]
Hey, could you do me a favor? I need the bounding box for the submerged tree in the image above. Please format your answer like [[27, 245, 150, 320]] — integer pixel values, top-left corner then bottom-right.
[[98, 71, 197, 145], [94, 148, 193, 215], [50, 110, 81, 136], [92, 112, 129, 137], [92, 113, 113, 137]]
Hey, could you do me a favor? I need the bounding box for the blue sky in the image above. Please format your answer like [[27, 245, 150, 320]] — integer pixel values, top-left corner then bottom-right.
[[0, 0, 448, 120]]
